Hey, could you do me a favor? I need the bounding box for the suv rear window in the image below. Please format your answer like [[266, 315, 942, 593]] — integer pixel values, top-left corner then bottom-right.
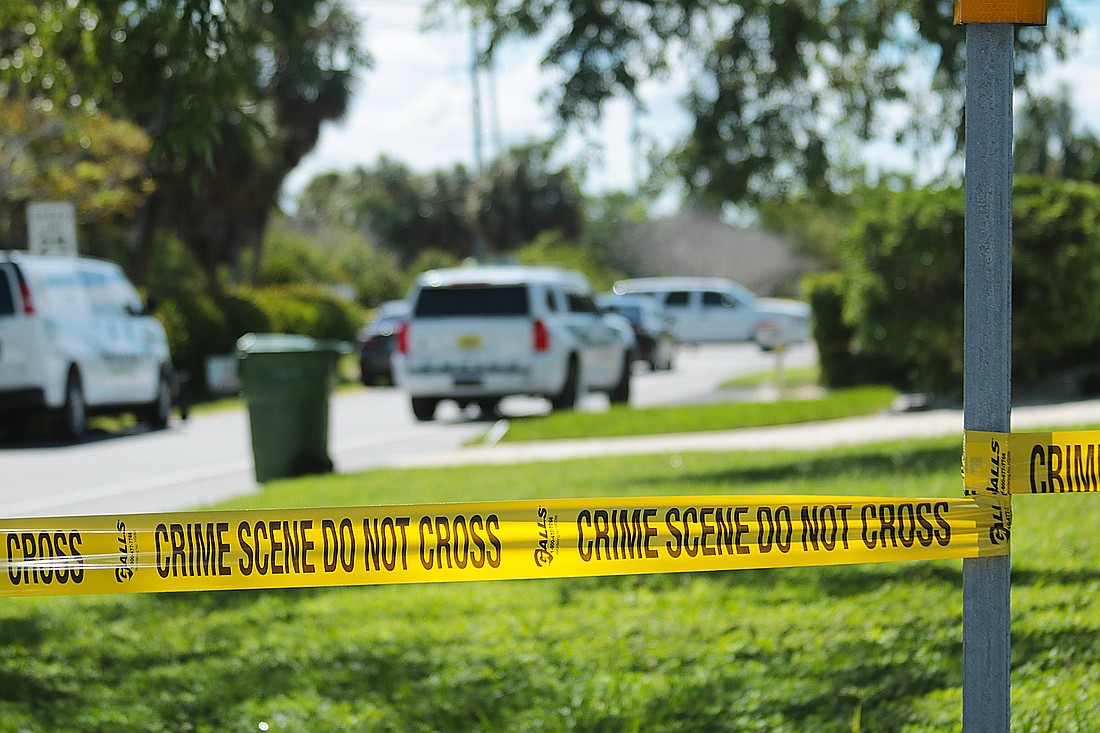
[[0, 268, 14, 316], [415, 285, 529, 317]]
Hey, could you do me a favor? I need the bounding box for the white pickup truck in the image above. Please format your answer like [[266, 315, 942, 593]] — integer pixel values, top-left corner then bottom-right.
[[393, 265, 634, 421]]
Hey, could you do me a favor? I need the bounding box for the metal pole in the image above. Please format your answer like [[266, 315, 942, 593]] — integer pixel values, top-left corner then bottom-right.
[[962, 22, 1013, 733]]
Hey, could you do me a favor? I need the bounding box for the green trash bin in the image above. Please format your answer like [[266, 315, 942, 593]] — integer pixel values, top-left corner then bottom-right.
[[236, 333, 345, 483]]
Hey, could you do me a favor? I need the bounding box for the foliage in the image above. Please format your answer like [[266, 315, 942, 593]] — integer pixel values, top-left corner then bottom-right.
[[297, 157, 476, 266], [1, 0, 369, 284], [515, 230, 625, 291], [0, 99, 151, 250], [156, 284, 359, 394], [1015, 86, 1100, 183], [252, 215, 408, 308], [838, 185, 967, 393], [802, 271, 895, 389], [249, 286, 361, 342], [462, 0, 1079, 206], [403, 248, 463, 282], [3, 436, 1100, 731], [295, 144, 587, 267], [256, 225, 348, 287], [812, 177, 1100, 395], [466, 142, 585, 255]]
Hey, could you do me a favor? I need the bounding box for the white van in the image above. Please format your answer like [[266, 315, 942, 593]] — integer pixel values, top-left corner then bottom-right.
[[393, 265, 634, 421], [612, 276, 811, 349], [0, 252, 174, 439]]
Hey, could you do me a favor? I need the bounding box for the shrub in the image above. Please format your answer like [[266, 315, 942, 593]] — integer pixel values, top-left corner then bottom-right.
[[249, 285, 361, 342], [815, 177, 1100, 396], [156, 285, 359, 395]]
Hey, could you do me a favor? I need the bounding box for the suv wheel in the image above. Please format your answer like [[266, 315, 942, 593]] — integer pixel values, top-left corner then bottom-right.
[[143, 372, 172, 429], [411, 397, 438, 422], [477, 399, 500, 419], [57, 370, 87, 441], [608, 352, 632, 404], [550, 357, 579, 411]]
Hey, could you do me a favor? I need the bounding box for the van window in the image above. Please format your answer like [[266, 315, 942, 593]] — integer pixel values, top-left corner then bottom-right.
[[665, 291, 691, 308], [415, 285, 529, 316], [0, 269, 14, 316]]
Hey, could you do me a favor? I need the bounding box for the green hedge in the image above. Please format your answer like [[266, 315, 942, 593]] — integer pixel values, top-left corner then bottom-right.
[[156, 285, 361, 394], [812, 176, 1100, 395]]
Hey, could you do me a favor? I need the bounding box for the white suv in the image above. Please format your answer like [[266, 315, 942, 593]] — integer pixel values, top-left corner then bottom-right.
[[0, 252, 174, 439], [393, 265, 634, 421]]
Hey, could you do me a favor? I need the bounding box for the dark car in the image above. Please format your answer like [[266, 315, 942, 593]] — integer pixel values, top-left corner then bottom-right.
[[357, 300, 410, 385], [597, 294, 675, 371]]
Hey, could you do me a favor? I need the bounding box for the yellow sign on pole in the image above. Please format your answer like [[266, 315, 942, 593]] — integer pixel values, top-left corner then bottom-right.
[[954, 0, 1047, 25]]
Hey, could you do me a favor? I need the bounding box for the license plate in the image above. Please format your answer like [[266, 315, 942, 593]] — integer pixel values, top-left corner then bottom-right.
[[457, 334, 482, 349]]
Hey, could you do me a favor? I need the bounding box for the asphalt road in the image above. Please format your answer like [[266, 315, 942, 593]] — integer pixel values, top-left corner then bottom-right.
[[1, 343, 815, 518]]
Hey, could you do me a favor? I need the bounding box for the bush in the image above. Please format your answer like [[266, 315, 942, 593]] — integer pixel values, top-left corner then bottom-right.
[[156, 291, 233, 394], [156, 285, 360, 395], [815, 177, 1100, 396], [250, 285, 361, 342]]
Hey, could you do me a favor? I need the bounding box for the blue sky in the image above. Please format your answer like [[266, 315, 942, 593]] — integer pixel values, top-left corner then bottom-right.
[[281, 2, 1100, 207]]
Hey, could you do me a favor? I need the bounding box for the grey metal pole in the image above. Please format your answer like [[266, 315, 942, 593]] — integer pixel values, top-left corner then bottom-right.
[[962, 22, 1013, 733]]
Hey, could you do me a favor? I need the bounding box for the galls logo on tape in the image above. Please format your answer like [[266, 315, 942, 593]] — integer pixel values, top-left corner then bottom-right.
[[115, 520, 139, 583], [533, 506, 561, 567]]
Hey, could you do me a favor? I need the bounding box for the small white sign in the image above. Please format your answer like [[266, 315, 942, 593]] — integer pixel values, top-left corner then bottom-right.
[[27, 201, 78, 256]]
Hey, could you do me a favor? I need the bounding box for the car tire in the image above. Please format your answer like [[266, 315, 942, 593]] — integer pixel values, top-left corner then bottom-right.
[[550, 357, 579, 411], [142, 371, 172, 430], [477, 399, 500, 420], [56, 370, 87, 441], [608, 352, 632, 405], [411, 397, 438, 422]]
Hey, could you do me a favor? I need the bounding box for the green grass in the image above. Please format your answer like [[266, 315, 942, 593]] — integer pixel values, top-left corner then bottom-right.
[[4, 435, 1099, 732], [495, 385, 897, 443], [718, 365, 820, 390]]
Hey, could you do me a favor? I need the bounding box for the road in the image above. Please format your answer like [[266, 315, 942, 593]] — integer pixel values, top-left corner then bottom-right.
[[0, 343, 814, 518]]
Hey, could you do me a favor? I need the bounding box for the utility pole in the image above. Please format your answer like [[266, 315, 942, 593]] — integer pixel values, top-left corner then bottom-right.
[[469, 12, 487, 262]]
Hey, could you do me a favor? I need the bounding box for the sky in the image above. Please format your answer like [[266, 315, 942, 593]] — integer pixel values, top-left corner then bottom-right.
[[280, 1, 1100, 210]]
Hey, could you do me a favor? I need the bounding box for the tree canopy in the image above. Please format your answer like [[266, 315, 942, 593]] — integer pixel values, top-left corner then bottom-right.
[[1, 0, 368, 285], [457, 0, 1080, 205]]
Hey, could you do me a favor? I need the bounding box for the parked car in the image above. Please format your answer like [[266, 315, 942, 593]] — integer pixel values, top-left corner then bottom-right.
[[597, 293, 676, 371], [612, 276, 811, 350], [0, 251, 175, 440], [356, 299, 409, 386], [393, 265, 634, 421]]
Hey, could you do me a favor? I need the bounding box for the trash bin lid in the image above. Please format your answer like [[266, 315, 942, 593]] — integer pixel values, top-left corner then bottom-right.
[[236, 333, 353, 354], [236, 333, 319, 354]]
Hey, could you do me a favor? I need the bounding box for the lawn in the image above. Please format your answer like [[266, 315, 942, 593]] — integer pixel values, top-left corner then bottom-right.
[[2, 435, 1098, 732], [494, 385, 898, 443]]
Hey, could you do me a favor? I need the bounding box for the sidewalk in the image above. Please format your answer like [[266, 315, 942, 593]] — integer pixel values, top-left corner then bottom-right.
[[387, 397, 1100, 468]]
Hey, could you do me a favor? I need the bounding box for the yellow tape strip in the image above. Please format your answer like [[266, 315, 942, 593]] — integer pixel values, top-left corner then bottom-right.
[[2, 495, 1005, 597], [966, 429, 1100, 495]]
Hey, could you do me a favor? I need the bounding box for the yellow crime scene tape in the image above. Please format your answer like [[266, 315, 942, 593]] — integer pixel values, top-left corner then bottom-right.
[[966, 428, 1100, 495], [2, 494, 1006, 597]]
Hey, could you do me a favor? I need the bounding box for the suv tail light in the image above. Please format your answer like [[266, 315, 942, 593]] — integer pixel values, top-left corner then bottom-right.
[[396, 320, 409, 354], [18, 279, 34, 315], [533, 319, 549, 352]]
